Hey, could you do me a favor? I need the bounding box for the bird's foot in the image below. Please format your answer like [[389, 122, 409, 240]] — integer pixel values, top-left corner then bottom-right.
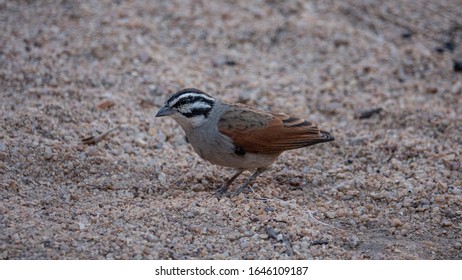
[[213, 185, 230, 198]]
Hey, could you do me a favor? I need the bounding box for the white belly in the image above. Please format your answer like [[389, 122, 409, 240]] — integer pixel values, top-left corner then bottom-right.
[[188, 129, 280, 169]]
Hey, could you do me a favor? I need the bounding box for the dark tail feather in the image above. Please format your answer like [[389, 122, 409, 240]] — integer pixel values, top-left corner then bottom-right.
[[320, 130, 335, 142], [299, 130, 335, 148]]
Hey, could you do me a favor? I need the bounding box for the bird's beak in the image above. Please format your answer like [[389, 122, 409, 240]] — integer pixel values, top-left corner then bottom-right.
[[155, 106, 174, 117]]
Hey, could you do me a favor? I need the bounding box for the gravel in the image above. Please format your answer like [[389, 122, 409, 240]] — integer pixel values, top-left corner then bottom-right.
[[1, 0, 461, 259]]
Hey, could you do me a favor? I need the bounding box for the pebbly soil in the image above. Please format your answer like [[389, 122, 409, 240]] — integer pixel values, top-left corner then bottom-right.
[[1, 0, 461, 259]]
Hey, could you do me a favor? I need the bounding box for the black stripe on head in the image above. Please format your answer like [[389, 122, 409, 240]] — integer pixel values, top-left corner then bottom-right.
[[166, 88, 214, 107], [167, 88, 215, 118]]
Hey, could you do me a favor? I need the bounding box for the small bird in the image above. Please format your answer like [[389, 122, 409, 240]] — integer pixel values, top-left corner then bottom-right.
[[156, 88, 334, 196]]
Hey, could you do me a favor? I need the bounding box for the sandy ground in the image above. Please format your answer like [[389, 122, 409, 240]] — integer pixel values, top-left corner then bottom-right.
[[1, 0, 461, 259]]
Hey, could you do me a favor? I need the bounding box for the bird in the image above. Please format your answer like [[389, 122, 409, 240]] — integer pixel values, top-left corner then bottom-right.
[[155, 88, 334, 196]]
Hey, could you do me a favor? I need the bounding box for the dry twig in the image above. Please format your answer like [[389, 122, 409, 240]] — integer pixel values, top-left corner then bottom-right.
[[81, 127, 119, 145]]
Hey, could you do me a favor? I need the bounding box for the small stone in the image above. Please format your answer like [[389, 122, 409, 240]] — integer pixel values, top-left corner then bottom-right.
[[435, 195, 445, 203], [96, 99, 115, 110], [401, 31, 412, 39], [211, 253, 226, 260], [289, 178, 301, 186], [68, 224, 80, 231], [135, 138, 147, 147], [149, 84, 158, 95], [276, 234, 284, 241], [260, 234, 269, 239], [44, 147, 53, 160], [188, 224, 201, 234], [348, 235, 359, 248], [454, 60, 462, 72], [357, 108, 383, 119], [138, 52, 151, 63], [333, 37, 349, 47], [365, 204, 375, 211], [194, 172, 204, 180], [390, 218, 403, 227], [158, 172, 167, 185], [425, 87, 438, 94], [420, 198, 430, 205], [212, 55, 237, 67], [190, 184, 205, 192], [441, 219, 453, 227], [146, 234, 158, 242], [311, 240, 329, 246], [325, 211, 336, 219]]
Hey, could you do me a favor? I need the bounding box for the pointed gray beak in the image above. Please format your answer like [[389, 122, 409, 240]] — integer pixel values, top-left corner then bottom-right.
[[155, 106, 174, 117]]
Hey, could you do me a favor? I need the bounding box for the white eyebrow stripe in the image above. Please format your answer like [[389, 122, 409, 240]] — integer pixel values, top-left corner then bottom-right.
[[169, 93, 214, 106], [190, 102, 212, 109], [179, 101, 212, 113]]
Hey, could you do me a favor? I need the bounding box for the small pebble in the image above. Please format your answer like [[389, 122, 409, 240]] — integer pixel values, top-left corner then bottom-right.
[[454, 60, 462, 72], [158, 172, 167, 185], [260, 234, 269, 239], [135, 138, 147, 147], [276, 234, 284, 241], [349, 235, 359, 248], [390, 218, 403, 227], [44, 147, 53, 160], [441, 219, 453, 227]]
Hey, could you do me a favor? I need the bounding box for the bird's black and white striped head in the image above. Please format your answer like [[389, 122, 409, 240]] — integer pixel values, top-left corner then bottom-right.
[[156, 88, 215, 127]]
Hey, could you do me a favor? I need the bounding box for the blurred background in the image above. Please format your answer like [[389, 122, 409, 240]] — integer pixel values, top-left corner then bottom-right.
[[1, 0, 461, 259]]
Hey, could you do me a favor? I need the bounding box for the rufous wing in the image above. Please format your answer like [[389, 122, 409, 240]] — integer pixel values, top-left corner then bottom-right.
[[218, 105, 334, 154]]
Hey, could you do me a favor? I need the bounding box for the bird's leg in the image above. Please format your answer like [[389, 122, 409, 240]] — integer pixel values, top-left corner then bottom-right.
[[214, 169, 243, 196], [234, 167, 266, 196]]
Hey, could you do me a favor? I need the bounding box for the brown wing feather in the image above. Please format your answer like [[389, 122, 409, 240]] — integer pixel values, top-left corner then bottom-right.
[[218, 105, 334, 154]]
